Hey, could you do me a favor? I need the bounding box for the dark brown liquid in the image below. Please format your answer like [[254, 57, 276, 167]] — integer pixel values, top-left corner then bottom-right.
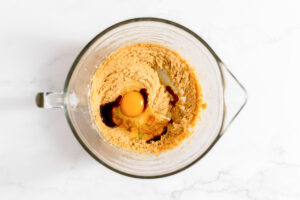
[[139, 88, 148, 110], [99, 96, 122, 127], [146, 127, 168, 144], [166, 86, 179, 106]]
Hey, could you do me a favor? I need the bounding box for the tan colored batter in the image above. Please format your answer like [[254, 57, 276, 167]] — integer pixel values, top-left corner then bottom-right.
[[90, 43, 205, 154]]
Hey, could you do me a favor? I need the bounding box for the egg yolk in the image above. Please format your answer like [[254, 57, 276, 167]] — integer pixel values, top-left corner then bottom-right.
[[120, 91, 144, 117]]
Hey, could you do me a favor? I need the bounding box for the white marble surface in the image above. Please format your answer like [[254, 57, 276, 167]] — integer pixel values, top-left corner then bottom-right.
[[1, 0, 300, 199]]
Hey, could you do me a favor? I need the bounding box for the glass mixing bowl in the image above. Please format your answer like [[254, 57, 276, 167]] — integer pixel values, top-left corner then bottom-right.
[[36, 18, 247, 178]]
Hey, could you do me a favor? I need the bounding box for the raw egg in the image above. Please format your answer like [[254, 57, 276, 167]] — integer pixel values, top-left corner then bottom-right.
[[120, 91, 144, 117]]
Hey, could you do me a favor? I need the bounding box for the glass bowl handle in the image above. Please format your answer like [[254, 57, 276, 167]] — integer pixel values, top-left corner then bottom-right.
[[219, 62, 248, 135], [35, 92, 65, 108]]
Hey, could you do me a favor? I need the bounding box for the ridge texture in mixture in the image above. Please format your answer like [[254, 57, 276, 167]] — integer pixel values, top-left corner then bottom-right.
[[90, 43, 205, 154]]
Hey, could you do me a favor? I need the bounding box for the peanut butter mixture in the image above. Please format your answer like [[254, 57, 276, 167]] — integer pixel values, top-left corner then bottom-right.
[[90, 43, 205, 154]]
